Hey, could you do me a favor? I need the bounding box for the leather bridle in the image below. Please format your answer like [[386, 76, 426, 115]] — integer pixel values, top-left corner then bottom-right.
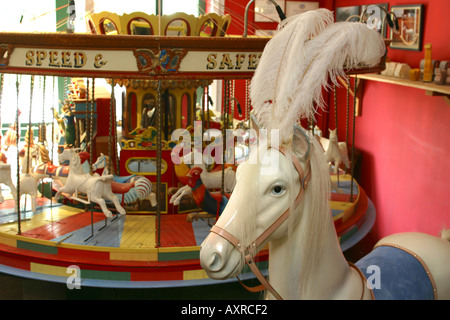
[[209, 146, 311, 300]]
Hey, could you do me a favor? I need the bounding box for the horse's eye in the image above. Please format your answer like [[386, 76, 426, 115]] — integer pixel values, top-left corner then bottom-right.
[[271, 185, 285, 195]]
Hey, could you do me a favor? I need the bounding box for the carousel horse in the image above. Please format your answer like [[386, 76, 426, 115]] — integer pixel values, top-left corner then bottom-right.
[[17, 149, 38, 212], [33, 147, 90, 184], [324, 129, 350, 174], [200, 9, 450, 300], [55, 148, 126, 218], [0, 151, 17, 204], [91, 153, 157, 207]]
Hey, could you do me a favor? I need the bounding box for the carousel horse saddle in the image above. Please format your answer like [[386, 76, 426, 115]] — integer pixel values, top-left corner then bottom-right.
[[356, 245, 435, 300], [111, 181, 135, 194], [113, 174, 136, 183]]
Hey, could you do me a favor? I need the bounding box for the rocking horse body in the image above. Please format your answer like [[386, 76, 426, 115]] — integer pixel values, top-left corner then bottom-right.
[[200, 9, 450, 299], [200, 129, 450, 299], [55, 149, 126, 218]]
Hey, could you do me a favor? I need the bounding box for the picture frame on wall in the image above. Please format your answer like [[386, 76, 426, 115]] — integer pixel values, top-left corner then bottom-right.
[[336, 5, 360, 22], [254, 0, 286, 22], [390, 4, 424, 51], [285, 1, 319, 18]]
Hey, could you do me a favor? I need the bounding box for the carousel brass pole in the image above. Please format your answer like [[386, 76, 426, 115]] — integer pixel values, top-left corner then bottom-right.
[[15, 75, 21, 234], [350, 76, 358, 202], [156, 79, 162, 247]]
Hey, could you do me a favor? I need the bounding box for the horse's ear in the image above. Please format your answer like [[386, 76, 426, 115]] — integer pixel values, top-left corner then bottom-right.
[[293, 125, 311, 162]]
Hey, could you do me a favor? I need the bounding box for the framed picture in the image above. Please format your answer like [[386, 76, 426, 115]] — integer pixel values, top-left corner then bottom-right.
[[336, 5, 360, 22], [285, 1, 319, 18], [361, 3, 389, 37], [254, 0, 286, 22], [390, 4, 424, 51]]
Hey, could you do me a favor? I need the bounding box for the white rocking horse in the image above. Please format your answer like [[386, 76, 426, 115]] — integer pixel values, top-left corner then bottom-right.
[[200, 9, 450, 300], [55, 148, 126, 218]]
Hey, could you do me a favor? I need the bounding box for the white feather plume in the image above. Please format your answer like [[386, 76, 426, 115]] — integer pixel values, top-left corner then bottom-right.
[[250, 9, 334, 129], [251, 10, 386, 144]]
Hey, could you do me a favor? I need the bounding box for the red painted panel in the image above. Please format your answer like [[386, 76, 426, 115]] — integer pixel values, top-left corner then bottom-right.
[[332, 0, 450, 239]]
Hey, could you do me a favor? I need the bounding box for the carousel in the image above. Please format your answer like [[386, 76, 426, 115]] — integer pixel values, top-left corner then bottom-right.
[[0, 4, 405, 299]]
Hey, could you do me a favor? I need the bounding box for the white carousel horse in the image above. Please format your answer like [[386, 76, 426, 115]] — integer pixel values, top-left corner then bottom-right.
[[324, 129, 350, 174], [55, 148, 126, 218], [33, 147, 90, 184], [200, 9, 450, 300], [0, 152, 17, 204], [200, 127, 450, 299], [92, 153, 157, 207], [17, 149, 38, 212]]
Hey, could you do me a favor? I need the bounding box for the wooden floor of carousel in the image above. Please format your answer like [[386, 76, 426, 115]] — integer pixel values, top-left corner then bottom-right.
[[0, 173, 374, 299]]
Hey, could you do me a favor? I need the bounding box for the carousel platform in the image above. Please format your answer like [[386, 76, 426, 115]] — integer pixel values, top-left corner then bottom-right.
[[0, 172, 374, 298]]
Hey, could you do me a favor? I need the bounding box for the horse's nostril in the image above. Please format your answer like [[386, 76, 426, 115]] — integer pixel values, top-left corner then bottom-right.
[[208, 253, 223, 272]]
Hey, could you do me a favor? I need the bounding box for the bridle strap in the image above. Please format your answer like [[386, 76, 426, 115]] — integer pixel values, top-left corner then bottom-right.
[[209, 147, 311, 300]]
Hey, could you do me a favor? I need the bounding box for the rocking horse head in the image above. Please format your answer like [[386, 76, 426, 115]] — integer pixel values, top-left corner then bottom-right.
[[200, 126, 332, 297]]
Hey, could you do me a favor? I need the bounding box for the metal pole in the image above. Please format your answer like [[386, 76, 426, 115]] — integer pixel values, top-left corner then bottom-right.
[[156, 80, 162, 246], [15, 75, 21, 234]]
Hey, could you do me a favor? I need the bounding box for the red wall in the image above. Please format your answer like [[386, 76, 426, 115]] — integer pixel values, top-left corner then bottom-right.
[[331, 0, 450, 239], [221, 0, 450, 240]]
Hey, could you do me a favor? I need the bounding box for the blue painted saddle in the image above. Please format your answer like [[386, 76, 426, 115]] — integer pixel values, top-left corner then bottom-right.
[[356, 245, 435, 300]]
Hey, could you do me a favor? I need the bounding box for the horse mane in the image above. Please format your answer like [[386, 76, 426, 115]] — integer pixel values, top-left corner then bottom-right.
[[286, 128, 332, 298]]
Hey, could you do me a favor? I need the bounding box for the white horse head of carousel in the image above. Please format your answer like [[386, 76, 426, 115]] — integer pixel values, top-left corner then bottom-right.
[[200, 9, 450, 300]]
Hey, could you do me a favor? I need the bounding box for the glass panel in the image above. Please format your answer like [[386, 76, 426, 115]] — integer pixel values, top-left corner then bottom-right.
[[199, 20, 216, 37], [166, 19, 189, 36], [100, 18, 118, 35], [129, 18, 153, 35], [126, 158, 167, 175]]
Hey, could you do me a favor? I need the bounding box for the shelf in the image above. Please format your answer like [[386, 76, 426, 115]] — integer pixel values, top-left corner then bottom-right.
[[353, 73, 450, 105]]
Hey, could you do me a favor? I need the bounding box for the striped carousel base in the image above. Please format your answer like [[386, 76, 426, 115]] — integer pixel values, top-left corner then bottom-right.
[[0, 174, 373, 291]]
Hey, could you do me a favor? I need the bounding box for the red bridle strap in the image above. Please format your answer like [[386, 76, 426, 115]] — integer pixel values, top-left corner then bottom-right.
[[209, 146, 311, 300]]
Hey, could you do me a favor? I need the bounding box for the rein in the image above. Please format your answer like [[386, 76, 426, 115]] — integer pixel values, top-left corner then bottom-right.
[[210, 146, 311, 300]]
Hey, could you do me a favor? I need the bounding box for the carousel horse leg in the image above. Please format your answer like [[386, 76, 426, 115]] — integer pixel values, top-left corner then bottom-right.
[[104, 191, 126, 216]]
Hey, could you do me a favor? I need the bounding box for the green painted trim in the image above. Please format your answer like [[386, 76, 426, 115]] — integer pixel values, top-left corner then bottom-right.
[[158, 250, 199, 261], [17, 240, 58, 255], [80, 269, 131, 281]]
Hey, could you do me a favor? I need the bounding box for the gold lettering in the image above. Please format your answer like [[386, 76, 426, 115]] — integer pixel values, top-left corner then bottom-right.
[[219, 54, 234, 70], [94, 54, 107, 69], [48, 51, 60, 67], [248, 53, 260, 70], [235, 54, 246, 70], [73, 52, 86, 68], [206, 53, 217, 70], [61, 51, 72, 68], [36, 50, 47, 66], [25, 50, 35, 66]]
